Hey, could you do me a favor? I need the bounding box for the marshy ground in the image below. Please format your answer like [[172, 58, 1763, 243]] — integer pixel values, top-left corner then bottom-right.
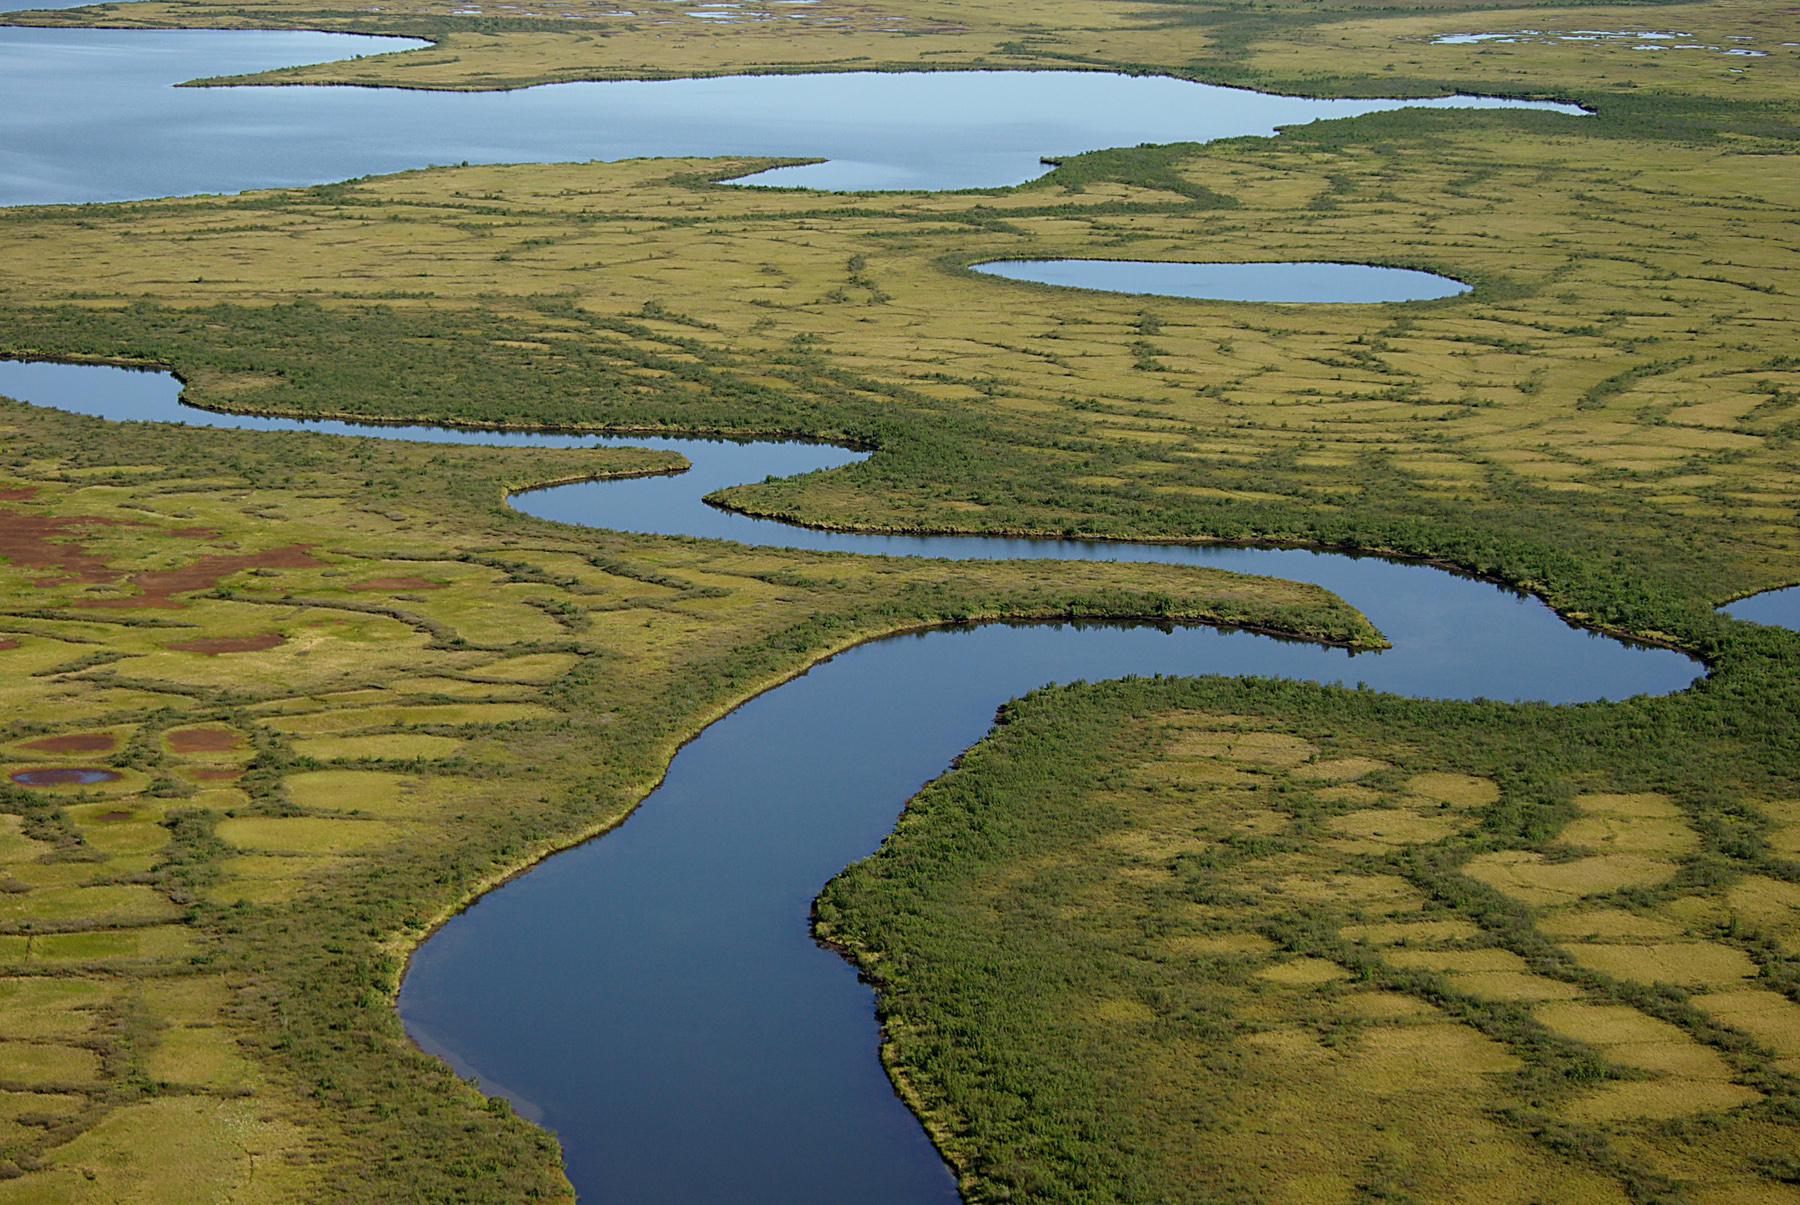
[[0, 0, 1797, 1199]]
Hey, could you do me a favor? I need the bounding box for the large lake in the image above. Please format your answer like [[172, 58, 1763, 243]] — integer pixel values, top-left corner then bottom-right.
[[0, 27, 1585, 203]]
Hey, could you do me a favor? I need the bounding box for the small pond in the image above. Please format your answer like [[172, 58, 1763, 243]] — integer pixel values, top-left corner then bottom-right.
[[10, 767, 120, 786], [0, 29, 1586, 204], [971, 259, 1470, 303]]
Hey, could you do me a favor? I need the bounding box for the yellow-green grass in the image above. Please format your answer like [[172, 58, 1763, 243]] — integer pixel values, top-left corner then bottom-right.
[[0, 2, 1789, 1196], [289, 732, 465, 759], [1462, 850, 1680, 905], [0, 0, 1238, 92]]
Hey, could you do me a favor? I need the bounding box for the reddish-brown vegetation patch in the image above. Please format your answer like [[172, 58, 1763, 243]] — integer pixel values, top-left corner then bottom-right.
[[166, 633, 286, 655], [0, 639, 18, 652], [166, 727, 244, 753], [1, 505, 322, 608], [166, 527, 221, 539], [20, 733, 117, 754], [187, 767, 244, 782], [0, 507, 129, 586], [350, 576, 447, 591], [95, 810, 133, 821], [10, 767, 120, 786], [82, 545, 322, 609], [0, 489, 39, 502]]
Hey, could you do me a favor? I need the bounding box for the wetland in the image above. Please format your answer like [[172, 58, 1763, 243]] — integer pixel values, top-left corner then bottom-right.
[[0, 1, 1797, 1202]]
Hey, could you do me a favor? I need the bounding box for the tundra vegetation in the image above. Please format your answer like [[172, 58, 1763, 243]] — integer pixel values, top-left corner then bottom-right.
[[0, 0, 1796, 1199]]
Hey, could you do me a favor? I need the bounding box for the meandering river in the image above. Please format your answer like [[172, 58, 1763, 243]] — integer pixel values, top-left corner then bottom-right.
[[0, 30, 1759, 1199], [0, 358, 1710, 1202]]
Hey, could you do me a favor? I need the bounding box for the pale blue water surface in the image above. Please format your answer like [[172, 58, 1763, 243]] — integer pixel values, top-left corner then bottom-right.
[[0, 28, 1586, 203], [1722, 585, 1800, 632], [972, 259, 1471, 303]]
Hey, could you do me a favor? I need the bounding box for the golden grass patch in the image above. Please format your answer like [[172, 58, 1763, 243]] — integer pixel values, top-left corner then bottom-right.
[[1159, 932, 1275, 957], [1563, 942, 1757, 989], [0, 1042, 101, 1086], [0, 886, 177, 926], [1326, 807, 1464, 846], [1462, 851, 1677, 906], [0, 980, 108, 1040], [1083, 998, 1158, 1024], [267, 702, 553, 733], [1293, 757, 1388, 782], [1453, 972, 1585, 1002], [216, 817, 399, 855], [1340, 919, 1484, 945], [1694, 990, 1800, 1056], [1309, 784, 1384, 805], [1536, 909, 1688, 940], [1537, 1002, 1700, 1048], [1574, 792, 1683, 819], [5, 926, 194, 965], [283, 769, 416, 816], [1273, 873, 1421, 908], [1341, 991, 1436, 1018], [1234, 1015, 1627, 1205], [1558, 814, 1698, 856], [31, 1096, 312, 1205], [1404, 773, 1499, 809], [1564, 1080, 1761, 1124], [1725, 875, 1800, 939], [1257, 957, 1350, 985], [477, 652, 580, 681], [74, 822, 169, 860], [289, 732, 466, 760], [142, 1025, 261, 1091], [1168, 730, 1319, 767], [1759, 799, 1800, 856], [1350, 1024, 1523, 1087], [1383, 949, 1531, 974]]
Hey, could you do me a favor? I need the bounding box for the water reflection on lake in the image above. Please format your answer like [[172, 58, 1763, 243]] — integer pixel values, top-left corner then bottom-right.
[[971, 259, 1470, 303], [1722, 585, 1800, 632], [0, 28, 1586, 204]]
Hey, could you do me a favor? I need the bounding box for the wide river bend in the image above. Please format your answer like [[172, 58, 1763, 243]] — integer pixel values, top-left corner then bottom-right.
[[0, 359, 1706, 1202]]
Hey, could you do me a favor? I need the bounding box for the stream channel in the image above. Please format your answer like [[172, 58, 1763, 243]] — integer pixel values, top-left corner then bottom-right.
[[0, 27, 1760, 1201], [0, 358, 1709, 1203]]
